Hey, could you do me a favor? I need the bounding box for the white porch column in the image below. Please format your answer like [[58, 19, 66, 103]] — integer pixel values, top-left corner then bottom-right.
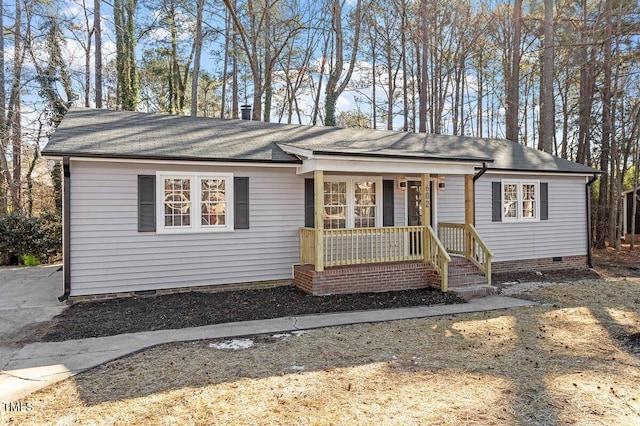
[[314, 170, 324, 271]]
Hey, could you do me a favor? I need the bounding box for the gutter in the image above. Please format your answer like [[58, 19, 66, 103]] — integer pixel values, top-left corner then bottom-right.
[[59, 157, 71, 302], [586, 174, 599, 269]]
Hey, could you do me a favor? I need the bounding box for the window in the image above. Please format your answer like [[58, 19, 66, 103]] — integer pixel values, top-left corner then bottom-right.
[[354, 181, 377, 228], [323, 176, 382, 228], [157, 173, 233, 233], [502, 180, 539, 221], [323, 181, 347, 229]]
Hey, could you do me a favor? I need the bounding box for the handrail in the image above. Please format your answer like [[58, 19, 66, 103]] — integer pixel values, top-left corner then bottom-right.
[[439, 222, 493, 285], [467, 223, 493, 285], [425, 225, 451, 291]]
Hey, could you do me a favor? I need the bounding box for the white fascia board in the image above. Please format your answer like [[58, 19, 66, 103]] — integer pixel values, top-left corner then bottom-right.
[[297, 156, 479, 175], [482, 169, 597, 179], [63, 156, 300, 168]]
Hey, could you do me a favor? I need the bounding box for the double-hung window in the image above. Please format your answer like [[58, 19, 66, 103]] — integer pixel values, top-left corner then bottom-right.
[[502, 180, 539, 221], [323, 176, 382, 229], [157, 172, 234, 233]]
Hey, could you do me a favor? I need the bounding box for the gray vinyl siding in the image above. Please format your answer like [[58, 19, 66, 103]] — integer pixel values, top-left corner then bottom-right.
[[69, 161, 303, 296], [474, 174, 587, 262], [436, 174, 465, 224]]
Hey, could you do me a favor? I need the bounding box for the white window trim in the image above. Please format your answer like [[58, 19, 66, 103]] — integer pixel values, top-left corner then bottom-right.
[[156, 172, 234, 234], [324, 175, 383, 228], [501, 179, 540, 222]]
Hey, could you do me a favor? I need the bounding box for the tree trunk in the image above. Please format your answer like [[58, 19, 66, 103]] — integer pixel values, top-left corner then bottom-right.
[[263, 9, 272, 122], [312, 50, 327, 126], [94, 0, 102, 108], [401, 2, 408, 132], [371, 26, 377, 130], [83, 0, 94, 108], [576, 0, 593, 165], [505, 0, 521, 142], [632, 140, 639, 249], [190, 0, 204, 117], [418, 0, 427, 133], [221, 7, 230, 119], [324, 0, 364, 127], [595, 0, 613, 249], [0, 0, 6, 215], [8, 0, 23, 211], [114, 0, 138, 111], [539, 0, 555, 153]]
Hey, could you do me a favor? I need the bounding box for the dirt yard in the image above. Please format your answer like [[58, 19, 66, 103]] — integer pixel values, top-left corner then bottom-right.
[[2, 247, 640, 425]]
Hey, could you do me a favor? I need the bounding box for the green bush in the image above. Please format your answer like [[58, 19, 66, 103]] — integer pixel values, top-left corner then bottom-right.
[[22, 254, 41, 266], [0, 212, 62, 265]]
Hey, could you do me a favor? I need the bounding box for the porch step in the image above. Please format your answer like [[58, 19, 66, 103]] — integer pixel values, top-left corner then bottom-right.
[[450, 284, 499, 301], [447, 256, 487, 286], [445, 256, 497, 300]]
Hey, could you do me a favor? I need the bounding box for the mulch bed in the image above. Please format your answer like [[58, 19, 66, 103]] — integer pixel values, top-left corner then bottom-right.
[[40, 286, 465, 342], [36, 265, 606, 343]]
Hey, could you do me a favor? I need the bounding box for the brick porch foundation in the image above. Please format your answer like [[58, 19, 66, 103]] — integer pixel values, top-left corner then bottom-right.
[[293, 261, 440, 295], [491, 255, 587, 274]]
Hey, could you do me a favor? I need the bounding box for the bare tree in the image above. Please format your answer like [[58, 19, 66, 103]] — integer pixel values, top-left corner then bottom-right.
[[95, 0, 103, 107], [538, 0, 555, 153], [595, 0, 613, 249], [324, 0, 366, 126], [223, 0, 306, 121], [505, 0, 522, 142], [191, 0, 205, 116], [0, 0, 6, 214]]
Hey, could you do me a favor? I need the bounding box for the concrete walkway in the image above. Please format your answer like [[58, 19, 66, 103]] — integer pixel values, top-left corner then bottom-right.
[[0, 294, 536, 402], [0, 265, 66, 382]]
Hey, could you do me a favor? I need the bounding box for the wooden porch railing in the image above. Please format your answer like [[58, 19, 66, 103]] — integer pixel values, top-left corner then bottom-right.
[[300, 227, 316, 265], [299, 225, 452, 291], [425, 225, 452, 292], [323, 226, 424, 267], [438, 222, 494, 285]]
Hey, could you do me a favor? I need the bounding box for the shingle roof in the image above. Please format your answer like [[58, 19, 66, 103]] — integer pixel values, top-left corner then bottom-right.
[[43, 108, 601, 174]]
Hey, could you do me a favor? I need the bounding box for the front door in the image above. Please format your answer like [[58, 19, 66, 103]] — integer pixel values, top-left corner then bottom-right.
[[407, 180, 434, 227]]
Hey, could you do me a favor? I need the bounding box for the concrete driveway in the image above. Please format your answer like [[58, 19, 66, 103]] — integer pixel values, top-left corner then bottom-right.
[[0, 264, 66, 370]]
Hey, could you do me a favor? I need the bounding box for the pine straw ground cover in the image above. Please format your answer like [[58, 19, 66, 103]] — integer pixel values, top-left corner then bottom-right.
[[3, 249, 640, 425]]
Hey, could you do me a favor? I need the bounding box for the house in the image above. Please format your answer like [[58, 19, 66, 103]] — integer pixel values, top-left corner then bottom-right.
[[43, 108, 601, 302], [622, 186, 640, 239]]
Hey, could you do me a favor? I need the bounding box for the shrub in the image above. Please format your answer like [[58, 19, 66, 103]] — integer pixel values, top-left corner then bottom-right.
[[0, 212, 62, 265]]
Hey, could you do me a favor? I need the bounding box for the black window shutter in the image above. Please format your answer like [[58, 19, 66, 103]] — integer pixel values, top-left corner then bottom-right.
[[138, 175, 156, 232], [540, 182, 549, 221], [383, 180, 395, 227], [234, 177, 250, 229], [492, 181, 502, 222], [304, 178, 315, 228]]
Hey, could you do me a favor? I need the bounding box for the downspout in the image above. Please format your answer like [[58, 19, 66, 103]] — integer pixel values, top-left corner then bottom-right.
[[58, 157, 71, 302], [473, 162, 489, 182], [586, 174, 599, 269], [471, 162, 489, 225]]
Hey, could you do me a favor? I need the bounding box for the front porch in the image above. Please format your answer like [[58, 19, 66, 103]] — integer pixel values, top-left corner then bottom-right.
[[293, 170, 495, 298], [296, 222, 494, 298]]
